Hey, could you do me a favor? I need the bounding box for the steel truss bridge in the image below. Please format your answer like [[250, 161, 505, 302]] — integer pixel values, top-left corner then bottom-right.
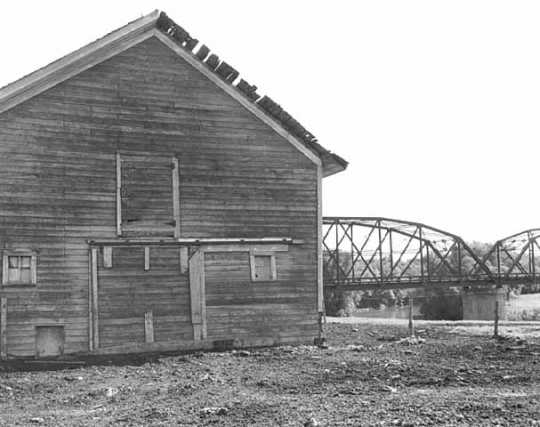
[[323, 217, 540, 290]]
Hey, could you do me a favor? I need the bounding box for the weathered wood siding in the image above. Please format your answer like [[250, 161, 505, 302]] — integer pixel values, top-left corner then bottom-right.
[[0, 36, 318, 356], [205, 251, 318, 341]]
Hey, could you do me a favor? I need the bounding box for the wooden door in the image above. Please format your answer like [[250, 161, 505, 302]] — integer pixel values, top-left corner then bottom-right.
[[93, 246, 193, 349], [120, 154, 176, 237]]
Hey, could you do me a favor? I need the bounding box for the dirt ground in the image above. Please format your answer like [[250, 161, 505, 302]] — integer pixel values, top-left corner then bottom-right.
[[0, 321, 538, 426]]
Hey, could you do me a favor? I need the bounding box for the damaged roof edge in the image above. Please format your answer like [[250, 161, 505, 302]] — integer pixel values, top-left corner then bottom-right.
[[0, 9, 348, 177], [154, 11, 348, 177]]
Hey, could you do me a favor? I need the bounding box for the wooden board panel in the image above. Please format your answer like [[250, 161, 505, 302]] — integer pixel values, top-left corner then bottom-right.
[[121, 154, 174, 237], [97, 246, 191, 348]]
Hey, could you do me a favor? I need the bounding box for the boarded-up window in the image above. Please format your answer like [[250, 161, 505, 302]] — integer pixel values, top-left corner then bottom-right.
[[120, 154, 178, 237], [35, 326, 65, 357], [250, 253, 277, 281]]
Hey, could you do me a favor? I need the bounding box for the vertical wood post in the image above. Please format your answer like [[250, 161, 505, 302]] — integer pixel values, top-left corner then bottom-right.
[[0, 297, 7, 359], [172, 157, 181, 239], [200, 252, 207, 340], [494, 300, 499, 337], [88, 250, 94, 351], [91, 248, 99, 349], [116, 152, 122, 236], [145, 311, 154, 343], [179, 247, 188, 274], [144, 246, 150, 271], [408, 297, 415, 337], [103, 246, 113, 268], [316, 165, 324, 313], [189, 249, 206, 340]]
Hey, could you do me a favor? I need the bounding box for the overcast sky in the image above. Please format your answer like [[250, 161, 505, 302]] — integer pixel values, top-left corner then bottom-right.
[[1, 1, 539, 243]]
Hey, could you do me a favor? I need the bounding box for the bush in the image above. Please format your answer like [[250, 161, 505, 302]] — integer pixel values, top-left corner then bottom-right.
[[324, 289, 363, 316], [420, 288, 463, 320], [324, 288, 412, 316]]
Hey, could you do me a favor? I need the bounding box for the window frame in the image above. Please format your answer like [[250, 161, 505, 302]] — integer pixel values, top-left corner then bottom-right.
[[249, 251, 277, 281], [2, 250, 37, 286]]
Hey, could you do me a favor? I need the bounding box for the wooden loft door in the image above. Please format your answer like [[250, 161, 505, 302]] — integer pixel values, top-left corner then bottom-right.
[[116, 153, 180, 238]]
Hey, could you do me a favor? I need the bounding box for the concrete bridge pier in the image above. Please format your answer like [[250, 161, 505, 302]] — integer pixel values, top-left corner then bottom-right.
[[461, 286, 506, 321]]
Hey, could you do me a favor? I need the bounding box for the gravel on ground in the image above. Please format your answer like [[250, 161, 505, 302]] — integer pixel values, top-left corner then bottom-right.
[[0, 321, 538, 426]]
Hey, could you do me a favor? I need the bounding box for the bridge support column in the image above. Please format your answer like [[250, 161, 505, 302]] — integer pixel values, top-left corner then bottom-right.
[[461, 286, 506, 321]]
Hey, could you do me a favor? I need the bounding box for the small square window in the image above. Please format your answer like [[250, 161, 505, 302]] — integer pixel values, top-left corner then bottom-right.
[[250, 252, 277, 281], [2, 252, 37, 286]]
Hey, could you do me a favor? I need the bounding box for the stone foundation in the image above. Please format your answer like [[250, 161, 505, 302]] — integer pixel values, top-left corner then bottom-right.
[[461, 286, 506, 320]]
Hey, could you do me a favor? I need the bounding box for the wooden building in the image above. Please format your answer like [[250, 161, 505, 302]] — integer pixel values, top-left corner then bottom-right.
[[0, 11, 346, 358]]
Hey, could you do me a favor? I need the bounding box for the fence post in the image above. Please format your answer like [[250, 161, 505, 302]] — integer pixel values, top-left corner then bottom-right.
[[408, 297, 415, 337], [494, 300, 499, 337]]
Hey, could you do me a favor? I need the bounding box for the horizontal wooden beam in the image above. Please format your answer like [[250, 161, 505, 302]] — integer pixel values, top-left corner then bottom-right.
[[88, 237, 300, 247], [203, 244, 289, 253], [91, 335, 313, 356]]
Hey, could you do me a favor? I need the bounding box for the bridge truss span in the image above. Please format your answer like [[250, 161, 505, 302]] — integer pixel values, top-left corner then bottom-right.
[[473, 228, 540, 284], [323, 217, 495, 290]]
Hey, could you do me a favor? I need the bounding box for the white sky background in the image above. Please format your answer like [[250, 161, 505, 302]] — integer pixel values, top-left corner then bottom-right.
[[0, 1, 539, 243]]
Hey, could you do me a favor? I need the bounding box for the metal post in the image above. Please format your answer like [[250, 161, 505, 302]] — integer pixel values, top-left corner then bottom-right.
[[532, 238, 536, 282], [335, 222, 340, 283], [388, 230, 394, 280], [457, 241, 462, 282], [418, 227, 424, 281], [425, 241, 431, 280], [378, 222, 384, 282], [350, 225, 355, 281]]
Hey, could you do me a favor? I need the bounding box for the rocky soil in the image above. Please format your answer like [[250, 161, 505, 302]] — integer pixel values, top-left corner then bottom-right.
[[0, 322, 538, 426]]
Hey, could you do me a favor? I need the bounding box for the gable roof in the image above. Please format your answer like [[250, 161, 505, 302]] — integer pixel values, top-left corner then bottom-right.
[[0, 10, 347, 177]]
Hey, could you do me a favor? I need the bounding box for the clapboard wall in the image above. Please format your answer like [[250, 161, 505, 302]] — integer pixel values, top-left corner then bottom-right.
[[0, 36, 318, 356], [205, 251, 318, 342]]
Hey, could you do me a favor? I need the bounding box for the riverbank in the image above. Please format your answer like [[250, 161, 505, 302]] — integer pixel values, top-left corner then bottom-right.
[[327, 316, 540, 339]]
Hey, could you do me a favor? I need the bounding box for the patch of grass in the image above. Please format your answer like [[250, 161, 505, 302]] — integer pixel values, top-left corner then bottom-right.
[[506, 293, 540, 320]]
